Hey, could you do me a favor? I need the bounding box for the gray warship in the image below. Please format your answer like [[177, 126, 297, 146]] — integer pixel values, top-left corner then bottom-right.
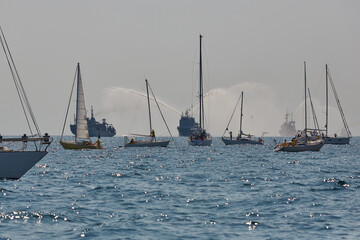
[[177, 109, 199, 137], [279, 112, 296, 137], [70, 106, 116, 137]]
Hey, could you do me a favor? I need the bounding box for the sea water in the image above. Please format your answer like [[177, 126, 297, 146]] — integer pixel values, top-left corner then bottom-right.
[[1, 137, 359, 239]]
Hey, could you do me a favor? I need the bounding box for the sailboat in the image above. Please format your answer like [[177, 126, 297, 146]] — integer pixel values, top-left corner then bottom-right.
[[0, 27, 52, 179], [188, 35, 212, 146], [123, 79, 172, 147], [322, 65, 351, 144], [222, 92, 263, 145], [59, 63, 102, 149], [275, 62, 324, 152]]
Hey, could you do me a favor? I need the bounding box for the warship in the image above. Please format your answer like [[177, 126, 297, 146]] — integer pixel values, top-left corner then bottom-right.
[[70, 106, 116, 137], [177, 109, 198, 137], [279, 112, 296, 137]]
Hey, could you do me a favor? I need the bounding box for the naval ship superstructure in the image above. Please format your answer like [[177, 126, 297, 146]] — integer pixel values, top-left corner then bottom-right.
[[279, 112, 296, 137], [70, 106, 116, 137], [177, 109, 198, 137]]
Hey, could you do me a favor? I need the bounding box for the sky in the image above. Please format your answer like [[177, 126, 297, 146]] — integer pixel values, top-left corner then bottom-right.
[[0, 0, 359, 137]]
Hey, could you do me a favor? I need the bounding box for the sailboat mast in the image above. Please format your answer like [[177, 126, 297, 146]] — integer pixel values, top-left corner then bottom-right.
[[75, 63, 81, 140], [325, 64, 329, 137], [145, 79, 152, 132], [199, 34, 203, 129], [240, 91, 244, 137], [304, 61, 307, 131]]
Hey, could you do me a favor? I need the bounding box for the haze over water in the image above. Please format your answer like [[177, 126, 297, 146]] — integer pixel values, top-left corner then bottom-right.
[[1, 137, 359, 239]]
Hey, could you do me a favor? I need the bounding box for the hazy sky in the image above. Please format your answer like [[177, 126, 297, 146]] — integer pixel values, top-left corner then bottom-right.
[[0, 0, 359, 137]]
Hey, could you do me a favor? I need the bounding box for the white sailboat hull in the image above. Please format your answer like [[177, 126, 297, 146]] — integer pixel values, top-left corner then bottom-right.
[[124, 140, 170, 148], [0, 151, 47, 179], [324, 137, 350, 145], [222, 137, 263, 145]]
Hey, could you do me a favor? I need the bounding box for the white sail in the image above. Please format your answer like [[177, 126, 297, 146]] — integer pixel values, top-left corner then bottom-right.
[[75, 64, 90, 140]]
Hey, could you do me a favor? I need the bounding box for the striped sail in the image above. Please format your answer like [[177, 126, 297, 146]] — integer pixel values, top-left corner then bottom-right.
[[75, 63, 89, 140]]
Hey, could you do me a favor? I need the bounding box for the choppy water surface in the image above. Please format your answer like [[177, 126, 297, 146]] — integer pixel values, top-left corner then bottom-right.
[[1, 137, 359, 239]]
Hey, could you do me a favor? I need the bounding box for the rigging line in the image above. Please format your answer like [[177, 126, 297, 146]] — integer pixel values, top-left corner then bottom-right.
[[0, 32, 34, 137], [60, 65, 77, 141], [148, 83, 173, 140], [222, 92, 242, 137], [203, 40, 210, 130], [0, 30, 39, 150], [0, 27, 41, 136], [123, 88, 181, 115], [327, 69, 351, 137], [308, 88, 320, 131], [145, 79, 152, 132]]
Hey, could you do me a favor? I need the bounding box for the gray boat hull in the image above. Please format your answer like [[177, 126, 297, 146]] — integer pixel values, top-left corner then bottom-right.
[[324, 137, 350, 145], [222, 137, 263, 145], [124, 140, 170, 148], [274, 141, 324, 152], [0, 151, 47, 179]]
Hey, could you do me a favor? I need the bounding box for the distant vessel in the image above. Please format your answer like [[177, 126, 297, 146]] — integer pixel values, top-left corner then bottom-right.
[[188, 35, 212, 146], [279, 112, 296, 137], [124, 79, 172, 147], [222, 91, 263, 145], [60, 63, 103, 150], [177, 109, 198, 137], [0, 27, 52, 179], [70, 106, 116, 137]]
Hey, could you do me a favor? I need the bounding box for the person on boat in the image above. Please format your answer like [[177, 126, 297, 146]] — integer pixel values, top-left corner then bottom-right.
[[290, 138, 296, 146], [194, 132, 198, 140], [129, 138, 134, 144], [22, 134, 28, 142], [96, 139, 101, 147], [43, 133, 50, 143], [281, 140, 287, 147], [301, 131, 307, 139], [150, 129, 155, 140], [313, 130, 317, 136], [229, 131, 233, 140], [258, 138, 263, 143]]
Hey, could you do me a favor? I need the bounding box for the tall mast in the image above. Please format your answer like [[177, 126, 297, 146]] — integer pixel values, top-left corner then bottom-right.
[[199, 34, 203, 129], [240, 91, 244, 137], [304, 61, 307, 131], [325, 64, 329, 137], [75, 63, 81, 140], [145, 79, 152, 133]]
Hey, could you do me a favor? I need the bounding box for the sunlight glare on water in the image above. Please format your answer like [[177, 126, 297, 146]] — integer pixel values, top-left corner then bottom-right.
[[1, 137, 360, 239]]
